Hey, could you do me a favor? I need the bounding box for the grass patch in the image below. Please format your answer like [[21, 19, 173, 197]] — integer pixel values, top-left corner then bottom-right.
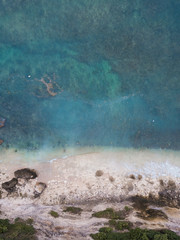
[[63, 207, 82, 215], [124, 206, 132, 212], [92, 208, 129, 220], [49, 210, 59, 218]]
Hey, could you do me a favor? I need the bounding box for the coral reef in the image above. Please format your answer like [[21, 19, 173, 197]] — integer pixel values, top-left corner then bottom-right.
[[33, 74, 63, 97]]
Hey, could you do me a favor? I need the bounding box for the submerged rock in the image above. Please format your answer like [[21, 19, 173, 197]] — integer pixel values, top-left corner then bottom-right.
[[2, 178, 18, 193], [0, 139, 3, 145], [0, 117, 5, 128], [14, 168, 37, 180]]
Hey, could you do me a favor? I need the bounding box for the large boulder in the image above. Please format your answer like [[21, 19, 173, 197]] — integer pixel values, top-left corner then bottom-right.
[[14, 168, 37, 180], [2, 178, 18, 193], [34, 182, 47, 198]]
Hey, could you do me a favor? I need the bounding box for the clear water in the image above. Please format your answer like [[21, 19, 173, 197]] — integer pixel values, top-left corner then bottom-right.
[[0, 0, 179, 151]]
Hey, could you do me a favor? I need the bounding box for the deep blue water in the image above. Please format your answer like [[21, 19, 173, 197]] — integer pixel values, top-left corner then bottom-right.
[[0, 0, 179, 150]]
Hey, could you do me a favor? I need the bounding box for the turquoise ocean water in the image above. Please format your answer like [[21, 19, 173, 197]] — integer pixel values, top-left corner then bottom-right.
[[0, 0, 179, 152]]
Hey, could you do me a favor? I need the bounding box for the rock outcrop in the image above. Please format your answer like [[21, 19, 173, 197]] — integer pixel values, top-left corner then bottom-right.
[[34, 182, 47, 198], [14, 168, 37, 180], [2, 178, 18, 193]]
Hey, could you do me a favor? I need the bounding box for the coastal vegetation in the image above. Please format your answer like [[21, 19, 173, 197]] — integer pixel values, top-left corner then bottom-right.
[[0, 218, 37, 240], [92, 207, 132, 220], [91, 205, 180, 240], [90, 228, 180, 240], [49, 210, 59, 218], [63, 206, 83, 214]]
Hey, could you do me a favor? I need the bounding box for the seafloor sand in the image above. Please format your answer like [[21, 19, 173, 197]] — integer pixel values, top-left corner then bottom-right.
[[0, 148, 179, 239]]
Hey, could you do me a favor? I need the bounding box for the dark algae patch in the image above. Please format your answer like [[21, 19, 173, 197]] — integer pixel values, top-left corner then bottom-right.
[[0, 218, 37, 240]]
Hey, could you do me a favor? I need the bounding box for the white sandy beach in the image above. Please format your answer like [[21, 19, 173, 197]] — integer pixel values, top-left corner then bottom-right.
[[0, 148, 180, 239]]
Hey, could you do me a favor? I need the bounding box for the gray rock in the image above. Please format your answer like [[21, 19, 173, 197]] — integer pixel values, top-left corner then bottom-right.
[[34, 182, 47, 198], [2, 178, 18, 193], [14, 168, 37, 180]]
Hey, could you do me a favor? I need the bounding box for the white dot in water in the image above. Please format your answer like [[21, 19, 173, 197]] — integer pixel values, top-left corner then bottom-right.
[[152, 120, 155, 122], [28, 75, 31, 78]]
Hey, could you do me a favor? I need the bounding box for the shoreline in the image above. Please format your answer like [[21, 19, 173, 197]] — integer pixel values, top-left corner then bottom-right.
[[0, 148, 179, 239], [0, 148, 180, 202]]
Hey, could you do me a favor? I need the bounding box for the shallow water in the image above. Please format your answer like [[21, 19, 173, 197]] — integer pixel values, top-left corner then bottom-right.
[[0, 0, 179, 153]]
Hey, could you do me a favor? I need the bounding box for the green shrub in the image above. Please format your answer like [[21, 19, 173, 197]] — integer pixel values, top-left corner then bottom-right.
[[90, 227, 180, 240], [109, 220, 133, 230], [99, 227, 113, 233], [154, 234, 168, 240], [92, 208, 125, 220], [49, 210, 59, 218], [124, 206, 132, 212], [0, 218, 36, 240], [63, 207, 82, 214]]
